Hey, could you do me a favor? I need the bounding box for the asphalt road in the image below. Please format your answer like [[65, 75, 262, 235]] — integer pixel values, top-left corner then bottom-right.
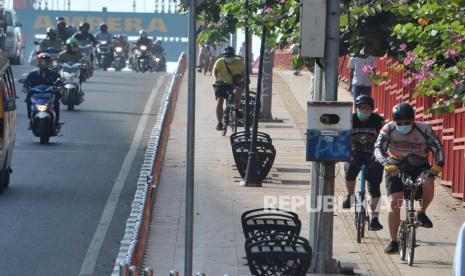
[[0, 65, 170, 276]]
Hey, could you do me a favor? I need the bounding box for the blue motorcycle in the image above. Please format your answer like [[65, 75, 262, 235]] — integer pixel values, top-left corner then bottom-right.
[[29, 85, 59, 144]]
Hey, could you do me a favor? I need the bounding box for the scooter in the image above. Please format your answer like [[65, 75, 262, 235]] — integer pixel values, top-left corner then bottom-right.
[[26, 85, 59, 144], [152, 54, 166, 72], [79, 43, 94, 79], [135, 45, 150, 73], [96, 40, 111, 71], [113, 46, 126, 72], [60, 62, 83, 111]]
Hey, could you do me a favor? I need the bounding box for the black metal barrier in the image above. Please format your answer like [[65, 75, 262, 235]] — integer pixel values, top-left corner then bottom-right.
[[230, 131, 276, 181], [241, 209, 312, 276]]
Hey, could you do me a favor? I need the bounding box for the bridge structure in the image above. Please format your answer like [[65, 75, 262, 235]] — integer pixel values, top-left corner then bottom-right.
[[13, 0, 188, 62]]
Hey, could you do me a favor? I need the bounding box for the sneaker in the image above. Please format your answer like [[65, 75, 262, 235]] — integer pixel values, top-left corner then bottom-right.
[[216, 122, 223, 131], [342, 194, 355, 209], [384, 241, 399, 254], [369, 217, 383, 231], [416, 212, 433, 228]]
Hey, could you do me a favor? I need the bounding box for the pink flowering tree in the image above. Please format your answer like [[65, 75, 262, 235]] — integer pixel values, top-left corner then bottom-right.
[[391, 1, 465, 114]]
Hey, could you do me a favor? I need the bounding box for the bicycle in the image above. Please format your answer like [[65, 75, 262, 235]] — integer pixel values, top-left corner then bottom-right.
[[396, 168, 433, 266], [213, 82, 238, 136], [354, 165, 369, 243]]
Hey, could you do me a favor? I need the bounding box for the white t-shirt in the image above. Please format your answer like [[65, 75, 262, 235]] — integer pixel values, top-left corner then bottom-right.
[[348, 56, 376, 87]]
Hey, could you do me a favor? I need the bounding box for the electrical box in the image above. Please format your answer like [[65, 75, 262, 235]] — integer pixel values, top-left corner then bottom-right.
[[306, 101, 352, 161], [300, 0, 326, 57]]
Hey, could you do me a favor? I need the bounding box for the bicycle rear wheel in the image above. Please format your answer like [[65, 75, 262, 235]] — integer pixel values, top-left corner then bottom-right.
[[356, 206, 365, 243], [398, 221, 407, 260], [407, 225, 416, 266], [229, 108, 237, 134], [221, 107, 229, 136]]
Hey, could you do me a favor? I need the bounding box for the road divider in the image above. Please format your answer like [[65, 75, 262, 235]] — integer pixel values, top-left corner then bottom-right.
[[112, 52, 187, 275]]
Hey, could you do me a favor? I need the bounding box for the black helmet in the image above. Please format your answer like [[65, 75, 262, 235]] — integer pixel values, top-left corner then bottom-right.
[[79, 22, 90, 32], [355, 95, 374, 108], [392, 103, 414, 121], [99, 23, 108, 32], [221, 46, 235, 57], [55, 16, 65, 22], [46, 27, 57, 38]]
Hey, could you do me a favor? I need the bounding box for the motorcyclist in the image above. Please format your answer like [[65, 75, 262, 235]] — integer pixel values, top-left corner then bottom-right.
[[57, 38, 87, 83], [151, 40, 166, 70], [37, 27, 63, 52], [23, 53, 62, 130], [133, 30, 153, 69], [95, 23, 113, 64], [56, 17, 72, 42], [374, 103, 445, 254], [72, 22, 97, 45], [135, 30, 153, 49]]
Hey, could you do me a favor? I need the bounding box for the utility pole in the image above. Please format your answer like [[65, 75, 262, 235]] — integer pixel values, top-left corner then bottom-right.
[[311, 0, 340, 273], [185, 0, 197, 274], [243, 0, 251, 134]]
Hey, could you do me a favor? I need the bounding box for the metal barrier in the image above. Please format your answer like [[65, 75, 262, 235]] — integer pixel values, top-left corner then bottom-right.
[[339, 56, 465, 204], [112, 52, 187, 275]]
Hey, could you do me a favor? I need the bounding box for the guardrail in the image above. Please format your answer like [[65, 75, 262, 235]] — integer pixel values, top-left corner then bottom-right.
[[112, 52, 187, 275]]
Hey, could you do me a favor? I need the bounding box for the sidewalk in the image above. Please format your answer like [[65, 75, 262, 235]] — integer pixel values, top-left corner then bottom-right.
[[142, 68, 465, 275]]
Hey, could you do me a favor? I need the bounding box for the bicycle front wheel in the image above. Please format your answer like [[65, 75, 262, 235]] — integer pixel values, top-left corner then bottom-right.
[[398, 221, 407, 260], [407, 225, 416, 266]]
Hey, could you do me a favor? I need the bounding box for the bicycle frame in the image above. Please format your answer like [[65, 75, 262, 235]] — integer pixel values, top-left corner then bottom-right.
[[221, 88, 237, 136]]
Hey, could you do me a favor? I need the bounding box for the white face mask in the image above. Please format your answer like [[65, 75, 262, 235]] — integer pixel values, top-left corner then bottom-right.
[[225, 58, 234, 64]]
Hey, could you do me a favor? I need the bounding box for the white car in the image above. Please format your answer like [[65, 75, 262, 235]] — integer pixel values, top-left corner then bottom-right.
[[3, 9, 23, 65]]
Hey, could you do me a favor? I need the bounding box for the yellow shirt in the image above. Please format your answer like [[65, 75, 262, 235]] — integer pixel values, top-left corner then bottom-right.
[[213, 57, 245, 85]]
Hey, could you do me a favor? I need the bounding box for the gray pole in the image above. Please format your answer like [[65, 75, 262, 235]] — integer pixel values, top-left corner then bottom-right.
[[313, 0, 340, 273], [185, 0, 196, 274], [309, 62, 322, 271], [244, 0, 251, 134]]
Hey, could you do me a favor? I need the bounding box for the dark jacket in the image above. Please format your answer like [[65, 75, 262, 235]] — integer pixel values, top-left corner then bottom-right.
[[24, 69, 60, 88], [72, 32, 97, 45]]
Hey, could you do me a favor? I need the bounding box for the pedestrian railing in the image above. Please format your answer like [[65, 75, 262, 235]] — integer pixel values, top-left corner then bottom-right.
[[112, 53, 187, 275], [118, 266, 232, 276]]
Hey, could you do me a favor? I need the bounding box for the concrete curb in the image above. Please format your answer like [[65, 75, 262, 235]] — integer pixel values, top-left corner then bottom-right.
[[111, 53, 187, 275]]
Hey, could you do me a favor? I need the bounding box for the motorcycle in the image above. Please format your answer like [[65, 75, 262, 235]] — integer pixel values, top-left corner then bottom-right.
[[152, 54, 166, 72], [96, 40, 111, 71], [135, 45, 150, 73], [27, 85, 59, 144], [113, 46, 126, 72], [59, 62, 83, 111], [79, 42, 94, 79]]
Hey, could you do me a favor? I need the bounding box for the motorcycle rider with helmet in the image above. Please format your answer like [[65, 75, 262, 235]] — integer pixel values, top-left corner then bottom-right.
[[151, 39, 166, 70], [342, 95, 385, 231], [23, 53, 62, 130], [37, 27, 63, 52], [132, 30, 153, 69], [56, 17, 73, 42], [72, 22, 97, 45], [95, 23, 114, 64], [374, 102, 445, 254], [57, 38, 87, 83]]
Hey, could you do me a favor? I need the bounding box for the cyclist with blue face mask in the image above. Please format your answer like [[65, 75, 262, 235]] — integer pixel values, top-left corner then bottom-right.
[[374, 102, 444, 254], [343, 95, 385, 231]]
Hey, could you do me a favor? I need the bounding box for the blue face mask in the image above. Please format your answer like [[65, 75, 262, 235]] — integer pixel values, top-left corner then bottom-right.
[[396, 124, 413, 135], [357, 112, 371, 121]]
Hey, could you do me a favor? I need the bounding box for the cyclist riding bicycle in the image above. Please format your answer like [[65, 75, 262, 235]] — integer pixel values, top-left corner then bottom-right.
[[342, 95, 385, 231], [212, 46, 245, 131], [374, 102, 444, 254]]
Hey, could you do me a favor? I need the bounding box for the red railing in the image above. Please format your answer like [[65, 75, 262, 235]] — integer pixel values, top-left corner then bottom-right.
[[340, 56, 465, 202]]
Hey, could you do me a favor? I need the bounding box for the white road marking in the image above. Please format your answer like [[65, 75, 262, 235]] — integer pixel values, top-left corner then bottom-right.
[[78, 75, 168, 276]]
